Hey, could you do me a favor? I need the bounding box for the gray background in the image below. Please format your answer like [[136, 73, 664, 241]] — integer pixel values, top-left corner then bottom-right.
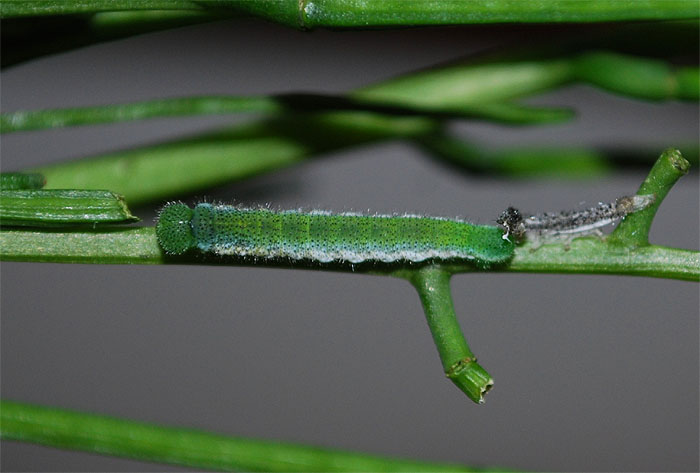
[[1, 19, 698, 472]]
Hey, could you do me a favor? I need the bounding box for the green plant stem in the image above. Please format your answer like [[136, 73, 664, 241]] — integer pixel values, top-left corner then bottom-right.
[[0, 11, 220, 67], [610, 148, 691, 246], [494, 240, 698, 281], [2, 0, 697, 24], [0, 96, 281, 132], [0, 227, 162, 264], [0, 93, 572, 134], [2, 226, 696, 281], [0, 400, 500, 472], [408, 267, 493, 403]]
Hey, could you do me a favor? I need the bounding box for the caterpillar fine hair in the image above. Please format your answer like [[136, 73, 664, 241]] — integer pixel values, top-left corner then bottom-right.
[[156, 202, 514, 266], [497, 194, 655, 241]]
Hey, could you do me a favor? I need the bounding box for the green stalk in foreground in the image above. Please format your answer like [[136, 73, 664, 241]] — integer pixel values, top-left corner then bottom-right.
[[0, 400, 507, 472], [1, 0, 697, 25]]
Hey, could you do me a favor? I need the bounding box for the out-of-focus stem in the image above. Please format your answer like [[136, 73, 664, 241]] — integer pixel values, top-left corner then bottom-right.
[[0, 399, 491, 472]]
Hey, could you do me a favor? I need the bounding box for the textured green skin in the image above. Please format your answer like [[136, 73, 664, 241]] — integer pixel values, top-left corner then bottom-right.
[[156, 203, 194, 255], [156, 203, 514, 266]]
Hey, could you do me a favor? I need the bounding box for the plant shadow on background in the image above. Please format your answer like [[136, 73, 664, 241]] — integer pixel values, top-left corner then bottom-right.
[[0, 2, 699, 472]]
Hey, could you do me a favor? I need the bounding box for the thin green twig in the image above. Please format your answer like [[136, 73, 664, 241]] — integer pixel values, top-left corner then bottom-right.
[[0, 93, 573, 134], [2, 0, 697, 25], [1, 226, 697, 281], [610, 148, 690, 246], [0, 400, 505, 472], [408, 267, 493, 403]]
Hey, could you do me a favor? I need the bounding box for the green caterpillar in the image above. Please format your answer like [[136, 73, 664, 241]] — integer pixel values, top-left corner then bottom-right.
[[156, 202, 514, 266]]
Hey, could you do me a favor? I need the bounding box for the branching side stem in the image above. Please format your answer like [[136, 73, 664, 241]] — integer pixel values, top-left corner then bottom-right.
[[407, 267, 492, 403], [610, 148, 690, 246]]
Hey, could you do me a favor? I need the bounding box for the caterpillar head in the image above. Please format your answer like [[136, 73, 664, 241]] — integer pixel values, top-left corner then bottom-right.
[[496, 207, 525, 242], [156, 203, 195, 255]]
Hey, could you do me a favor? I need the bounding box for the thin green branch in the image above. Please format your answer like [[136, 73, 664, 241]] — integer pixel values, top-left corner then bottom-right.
[[0, 399, 501, 472], [0, 96, 281, 132], [0, 227, 162, 264], [0, 10, 220, 67], [0, 93, 572, 134], [2, 226, 696, 281], [408, 267, 493, 403], [490, 240, 699, 282], [0, 1, 199, 17], [610, 148, 691, 246], [2, 0, 697, 25]]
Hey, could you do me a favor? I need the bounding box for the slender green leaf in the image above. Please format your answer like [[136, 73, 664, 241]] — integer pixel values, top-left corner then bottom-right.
[[0, 189, 139, 226]]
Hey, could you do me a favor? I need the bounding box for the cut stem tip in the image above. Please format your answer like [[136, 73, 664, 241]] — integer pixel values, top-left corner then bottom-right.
[[447, 357, 494, 404]]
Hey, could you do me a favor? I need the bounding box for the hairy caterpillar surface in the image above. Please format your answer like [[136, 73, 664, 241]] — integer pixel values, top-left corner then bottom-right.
[[497, 194, 655, 241], [156, 202, 514, 266]]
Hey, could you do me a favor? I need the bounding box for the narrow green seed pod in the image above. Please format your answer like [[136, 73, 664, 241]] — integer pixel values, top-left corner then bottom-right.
[[156, 202, 514, 266], [0, 172, 46, 190], [0, 189, 139, 227]]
